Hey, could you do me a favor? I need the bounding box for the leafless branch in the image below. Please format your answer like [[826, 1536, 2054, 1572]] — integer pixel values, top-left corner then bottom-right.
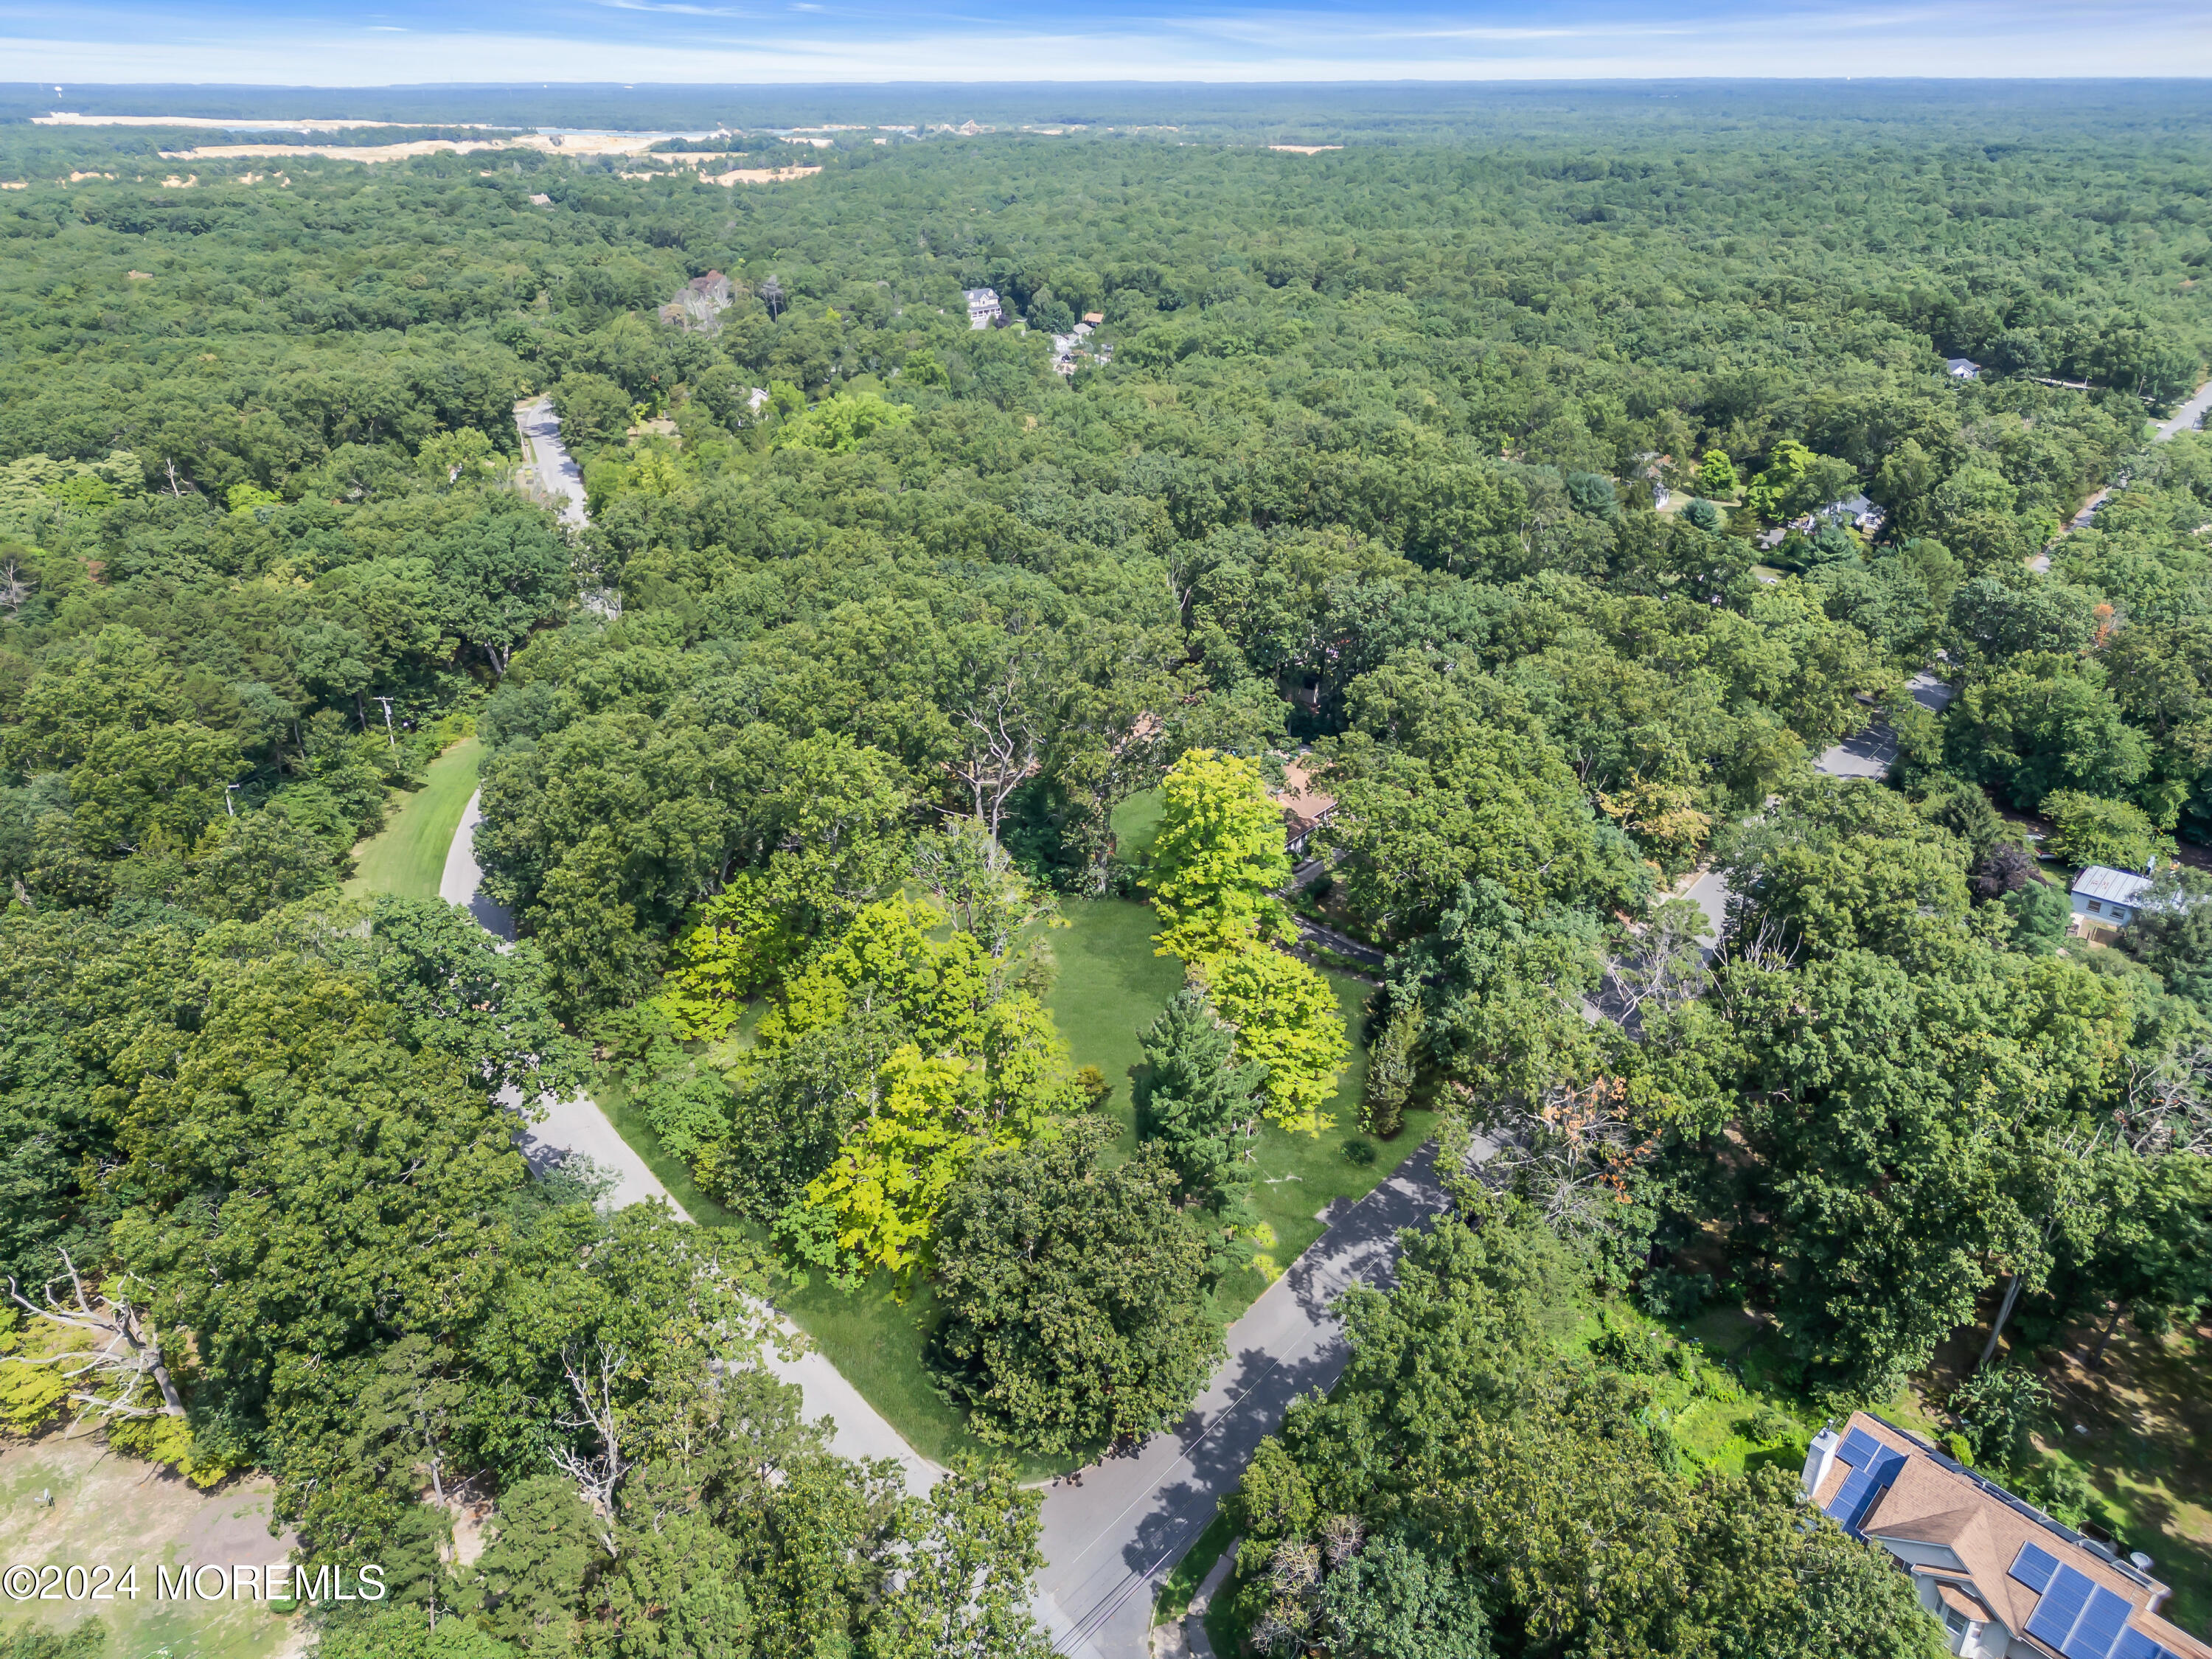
[[5, 1251, 185, 1420]]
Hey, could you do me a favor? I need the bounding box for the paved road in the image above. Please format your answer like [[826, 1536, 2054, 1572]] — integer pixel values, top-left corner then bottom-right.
[[515, 395, 588, 527], [1033, 1143, 1453, 1659], [2059, 377, 2212, 542], [2154, 376, 2212, 443], [1810, 670, 1955, 780], [439, 788, 941, 1489]]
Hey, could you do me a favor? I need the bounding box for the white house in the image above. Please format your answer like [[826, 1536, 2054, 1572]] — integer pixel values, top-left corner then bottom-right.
[[2071, 865, 2155, 931], [1817, 491, 1888, 534], [1804, 1413, 2209, 1659], [1948, 357, 1983, 380], [962, 287, 1003, 330]]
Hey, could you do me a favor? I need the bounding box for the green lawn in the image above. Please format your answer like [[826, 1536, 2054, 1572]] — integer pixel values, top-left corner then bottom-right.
[[1111, 786, 1165, 864], [342, 734, 482, 900], [588, 895, 1421, 1478], [1044, 898, 1425, 1324], [1155, 1508, 1236, 1624]]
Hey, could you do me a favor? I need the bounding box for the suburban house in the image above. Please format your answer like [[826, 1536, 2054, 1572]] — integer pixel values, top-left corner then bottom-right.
[[1818, 490, 1889, 534], [1272, 761, 1337, 858], [658, 271, 734, 333], [2070, 866, 2155, 933], [1081, 310, 1105, 327], [963, 287, 1003, 329], [1803, 1413, 2210, 1659], [1948, 356, 1984, 380]]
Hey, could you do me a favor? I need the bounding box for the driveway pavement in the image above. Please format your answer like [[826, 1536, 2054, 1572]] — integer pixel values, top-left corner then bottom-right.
[[2154, 376, 2212, 442], [1033, 1142, 1455, 1659], [515, 395, 588, 527], [439, 787, 941, 1488]]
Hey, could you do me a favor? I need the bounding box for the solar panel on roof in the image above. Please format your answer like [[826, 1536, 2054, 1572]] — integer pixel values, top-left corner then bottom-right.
[[2069, 1587, 2134, 1659], [2114, 1630, 2179, 1659], [1834, 1427, 1880, 1467], [1825, 1444, 1906, 1537], [2011, 1542, 2061, 1593], [2030, 1566, 2096, 1650]]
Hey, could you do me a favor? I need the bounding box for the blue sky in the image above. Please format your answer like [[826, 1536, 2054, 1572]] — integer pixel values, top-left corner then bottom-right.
[[5, 1, 2209, 85]]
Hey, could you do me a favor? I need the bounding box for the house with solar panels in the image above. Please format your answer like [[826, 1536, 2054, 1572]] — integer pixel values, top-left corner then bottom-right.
[[1803, 1413, 2211, 1659]]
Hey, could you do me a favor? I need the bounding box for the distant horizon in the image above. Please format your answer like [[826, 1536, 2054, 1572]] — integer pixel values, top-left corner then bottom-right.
[[2, 1, 2208, 86], [10, 78, 2208, 146], [14, 75, 2212, 91]]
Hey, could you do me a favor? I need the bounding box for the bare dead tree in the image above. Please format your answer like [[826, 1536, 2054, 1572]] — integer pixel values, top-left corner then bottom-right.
[[2121, 1039, 2212, 1157], [0, 557, 32, 616], [550, 1339, 630, 1557], [945, 659, 1047, 845], [1459, 1075, 1657, 1252], [1604, 897, 1711, 1020], [5, 1251, 185, 1420]]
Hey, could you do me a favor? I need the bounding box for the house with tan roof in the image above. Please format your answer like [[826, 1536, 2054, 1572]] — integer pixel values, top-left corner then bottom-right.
[[1272, 759, 1336, 858], [1803, 1412, 2210, 1659]]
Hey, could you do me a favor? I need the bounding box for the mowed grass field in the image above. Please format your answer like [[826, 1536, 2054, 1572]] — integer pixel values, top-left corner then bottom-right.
[[1048, 897, 1427, 1324], [594, 894, 1424, 1476], [341, 734, 482, 901], [0, 1433, 305, 1659]]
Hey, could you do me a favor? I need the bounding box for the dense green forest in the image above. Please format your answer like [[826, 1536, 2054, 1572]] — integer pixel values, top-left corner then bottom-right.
[[2, 91, 2211, 1656]]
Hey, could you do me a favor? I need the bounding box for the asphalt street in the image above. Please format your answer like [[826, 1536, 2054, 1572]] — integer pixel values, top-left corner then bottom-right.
[[1032, 1142, 1454, 1659]]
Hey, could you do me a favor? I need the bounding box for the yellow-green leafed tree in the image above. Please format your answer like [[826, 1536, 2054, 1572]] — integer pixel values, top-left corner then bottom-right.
[[1192, 947, 1348, 1138], [802, 1046, 1032, 1280], [1150, 749, 1295, 961]]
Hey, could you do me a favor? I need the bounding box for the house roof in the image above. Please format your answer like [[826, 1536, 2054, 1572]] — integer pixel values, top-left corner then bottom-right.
[[2073, 866, 2154, 906], [1937, 1579, 1994, 1623], [1272, 761, 1337, 838], [1948, 356, 1981, 371], [1812, 1413, 2210, 1659]]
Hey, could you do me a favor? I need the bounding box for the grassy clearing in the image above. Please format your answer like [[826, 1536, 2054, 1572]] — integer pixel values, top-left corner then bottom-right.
[[2015, 1321, 2212, 1632], [0, 1433, 304, 1658], [1154, 1508, 1234, 1624], [1043, 899, 1419, 1324], [1111, 787, 1165, 864], [342, 734, 482, 901], [591, 897, 1413, 1478]]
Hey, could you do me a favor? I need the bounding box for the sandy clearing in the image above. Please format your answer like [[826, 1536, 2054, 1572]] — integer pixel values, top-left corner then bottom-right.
[[36, 111, 509, 131], [706, 165, 822, 185], [156, 130, 684, 163]]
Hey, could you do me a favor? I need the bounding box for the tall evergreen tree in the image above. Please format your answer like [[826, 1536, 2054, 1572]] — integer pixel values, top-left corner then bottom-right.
[[1364, 995, 1420, 1139], [1133, 988, 1266, 1207]]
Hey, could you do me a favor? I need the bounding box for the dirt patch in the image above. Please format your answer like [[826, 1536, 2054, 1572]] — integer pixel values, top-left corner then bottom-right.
[[0, 1432, 305, 1656], [706, 166, 821, 186]]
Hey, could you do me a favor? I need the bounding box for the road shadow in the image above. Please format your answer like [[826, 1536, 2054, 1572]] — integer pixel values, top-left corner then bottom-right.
[[1107, 1334, 1350, 1613], [1281, 1141, 1447, 1320], [1815, 720, 1897, 778], [467, 886, 518, 940]]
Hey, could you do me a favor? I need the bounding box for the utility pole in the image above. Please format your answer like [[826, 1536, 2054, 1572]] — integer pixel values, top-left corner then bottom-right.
[[224, 782, 240, 818], [372, 695, 398, 751]]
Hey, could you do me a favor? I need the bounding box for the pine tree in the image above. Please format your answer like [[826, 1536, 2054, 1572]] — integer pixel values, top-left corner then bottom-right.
[[1364, 995, 1421, 1140], [1133, 988, 1266, 1206]]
